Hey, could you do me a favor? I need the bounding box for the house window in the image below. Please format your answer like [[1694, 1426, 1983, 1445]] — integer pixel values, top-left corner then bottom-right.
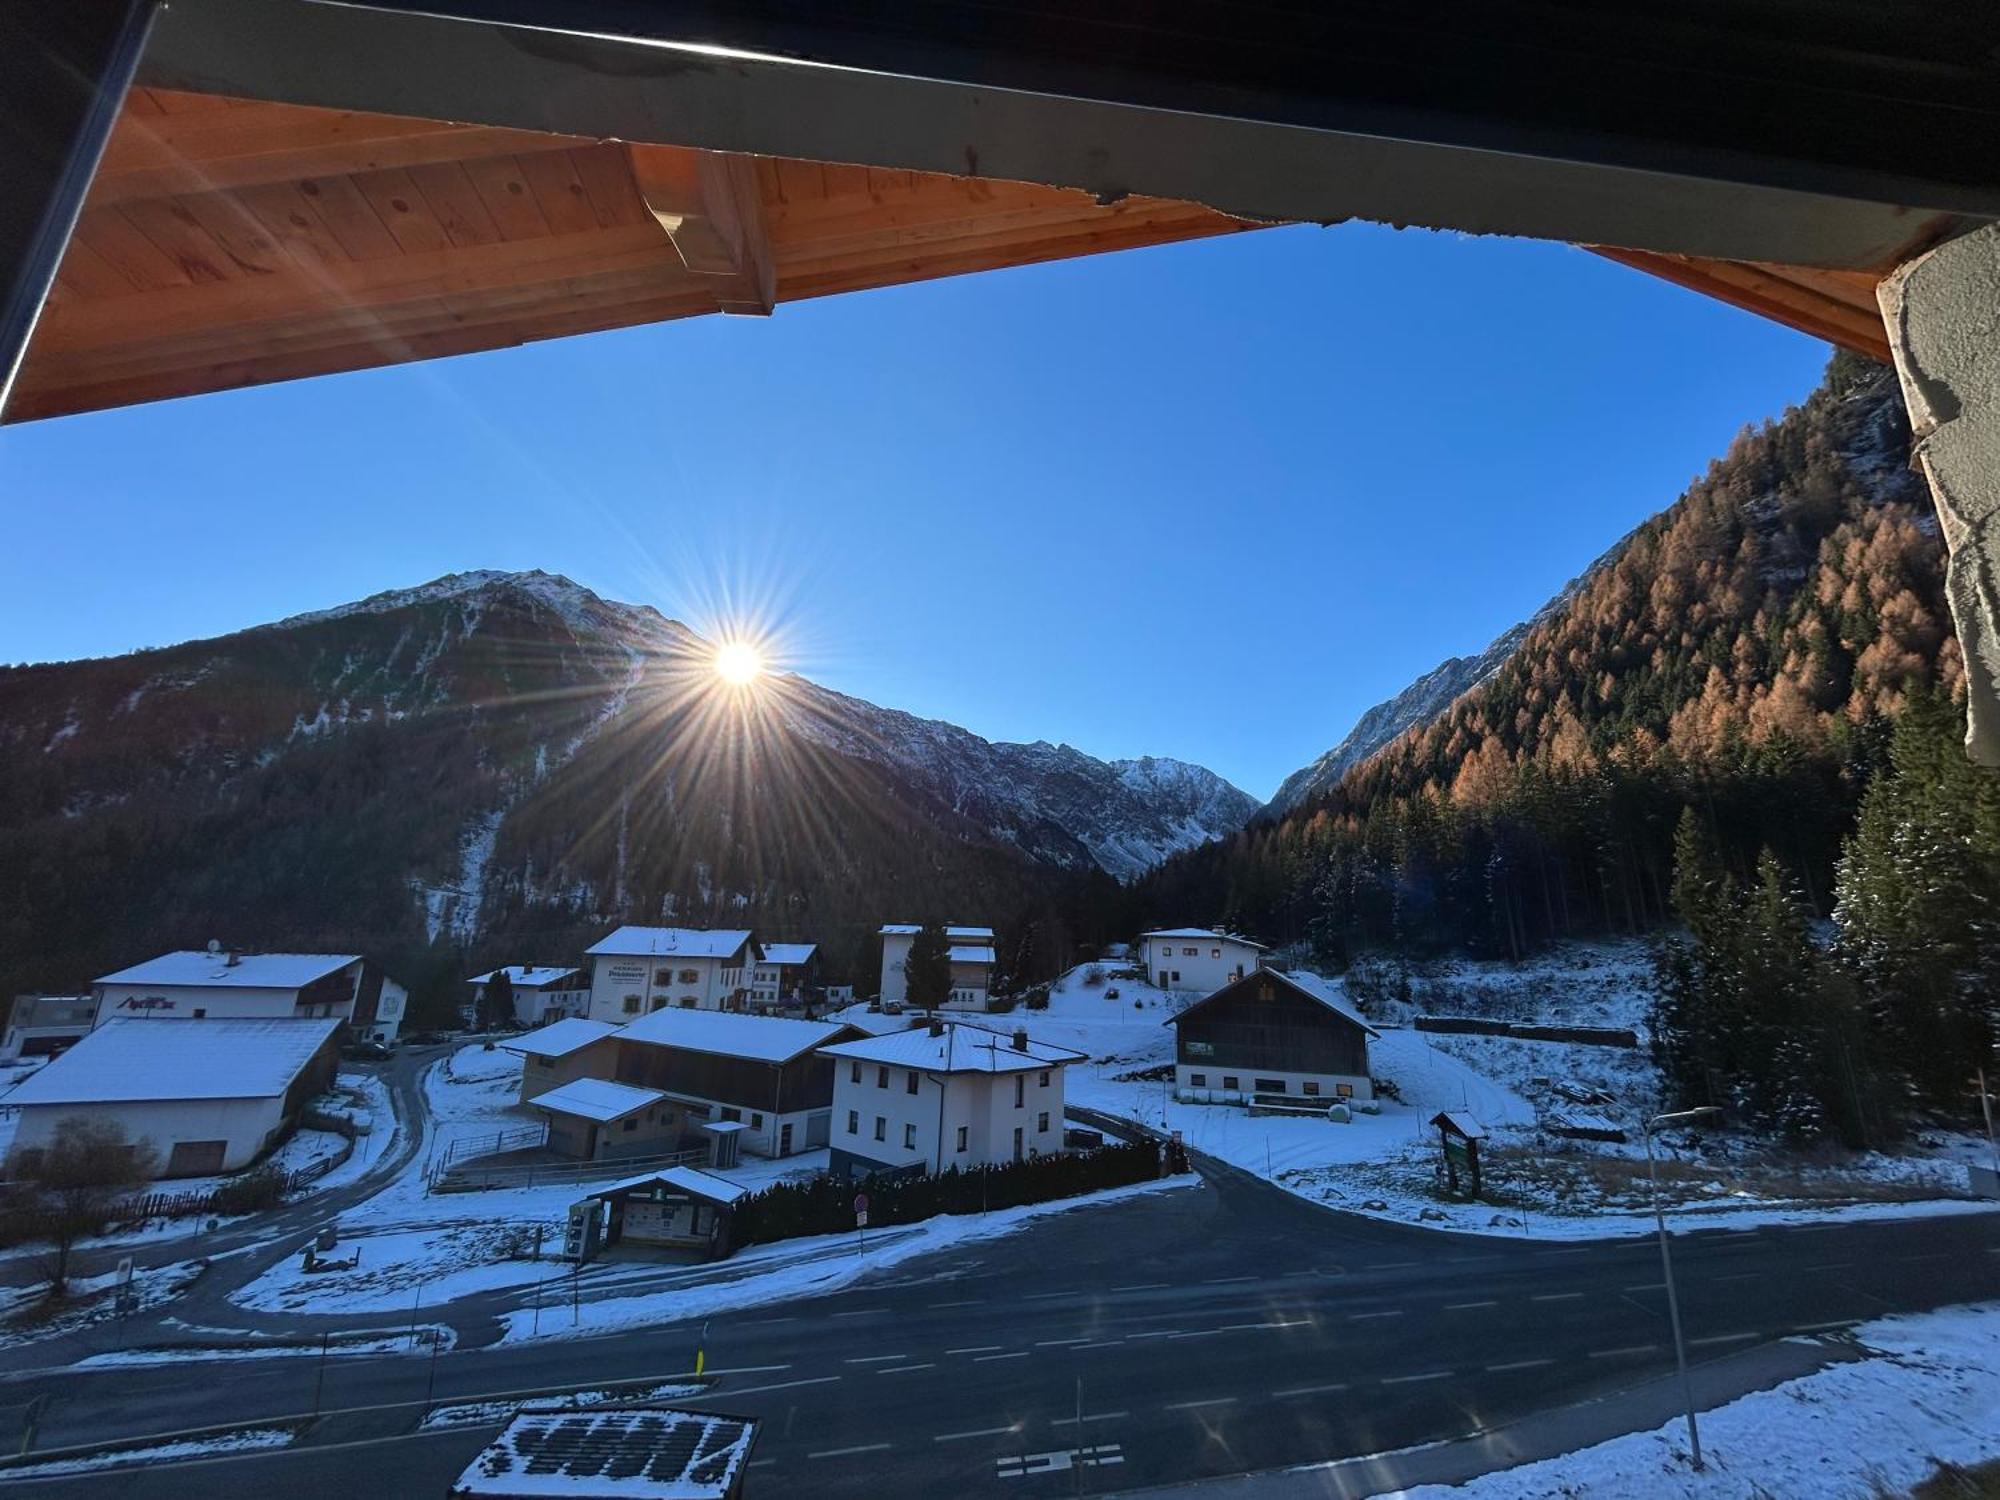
[[1256, 1078, 1285, 1094], [721, 1107, 741, 1122], [1303, 1081, 1321, 1096], [850, 1062, 861, 1084], [1211, 948, 1221, 959], [956, 1125, 968, 1152], [192, 1008, 206, 1018], [847, 1110, 859, 1134], [1038, 1112, 1049, 1133], [655, 969, 673, 986], [651, 997, 668, 1012], [678, 968, 700, 985], [751, 1113, 764, 1130], [679, 996, 698, 1009], [873, 1116, 886, 1142], [1038, 1070, 1050, 1087], [623, 995, 642, 1014], [903, 1123, 916, 1149], [906, 1071, 919, 1095], [1190, 1073, 1207, 1087], [622, 1117, 637, 1132], [1013, 1076, 1025, 1108], [1183, 946, 1197, 956], [877, 1066, 889, 1089], [1336, 1082, 1355, 1099], [1223, 1076, 1239, 1091]]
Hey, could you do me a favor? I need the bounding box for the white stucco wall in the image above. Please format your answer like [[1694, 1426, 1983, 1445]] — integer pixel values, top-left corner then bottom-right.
[[94, 980, 357, 1026], [878, 933, 914, 1006], [1172, 1063, 1372, 1106], [830, 1057, 1067, 1171], [588, 953, 750, 1022], [9, 1095, 288, 1176], [1143, 936, 1259, 996]]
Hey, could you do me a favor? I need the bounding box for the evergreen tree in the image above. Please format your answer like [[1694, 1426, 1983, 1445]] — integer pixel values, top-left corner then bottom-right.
[[904, 923, 953, 1011], [483, 968, 515, 1030]]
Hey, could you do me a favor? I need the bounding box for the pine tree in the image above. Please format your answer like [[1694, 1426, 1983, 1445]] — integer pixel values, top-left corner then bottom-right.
[[483, 968, 515, 1029], [904, 923, 953, 1011]]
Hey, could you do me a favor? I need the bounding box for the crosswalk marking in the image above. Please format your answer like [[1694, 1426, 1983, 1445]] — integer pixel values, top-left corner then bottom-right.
[[997, 1444, 1124, 1478]]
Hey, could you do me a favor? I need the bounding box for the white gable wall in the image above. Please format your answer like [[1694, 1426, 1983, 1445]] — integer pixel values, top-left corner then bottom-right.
[[588, 951, 750, 1023], [1144, 935, 1261, 996]]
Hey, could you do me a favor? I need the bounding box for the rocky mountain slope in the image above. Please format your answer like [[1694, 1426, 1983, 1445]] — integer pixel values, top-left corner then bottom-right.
[[0, 571, 1250, 1007]]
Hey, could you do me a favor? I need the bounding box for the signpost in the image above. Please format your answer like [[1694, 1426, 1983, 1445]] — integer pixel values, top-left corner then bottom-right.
[[854, 1191, 869, 1253]]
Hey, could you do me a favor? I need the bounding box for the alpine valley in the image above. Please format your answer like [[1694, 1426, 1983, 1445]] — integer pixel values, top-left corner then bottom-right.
[[0, 570, 1255, 1015]]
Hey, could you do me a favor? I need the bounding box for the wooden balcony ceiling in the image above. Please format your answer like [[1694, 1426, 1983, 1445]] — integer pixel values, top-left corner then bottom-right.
[[13, 87, 1895, 423]]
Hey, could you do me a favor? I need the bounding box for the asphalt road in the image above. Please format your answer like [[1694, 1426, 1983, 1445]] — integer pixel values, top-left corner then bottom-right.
[[5, 1151, 1996, 1497]]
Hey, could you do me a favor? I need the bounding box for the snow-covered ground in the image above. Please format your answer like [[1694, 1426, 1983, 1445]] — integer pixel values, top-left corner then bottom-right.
[[1386, 1302, 2000, 1500], [3, 1428, 295, 1480], [1005, 952, 1997, 1242]]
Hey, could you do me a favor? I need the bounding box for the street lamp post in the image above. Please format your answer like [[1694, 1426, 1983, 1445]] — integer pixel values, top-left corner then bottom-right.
[[1644, 1105, 1721, 1472]]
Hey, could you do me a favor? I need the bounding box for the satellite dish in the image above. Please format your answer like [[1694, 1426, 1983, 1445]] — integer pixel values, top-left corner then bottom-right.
[[207, 938, 222, 954]]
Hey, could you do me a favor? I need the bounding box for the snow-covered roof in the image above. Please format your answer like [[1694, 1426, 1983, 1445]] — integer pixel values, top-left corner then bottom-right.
[[449, 1406, 755, 1498], [819, 1021, 1085, 1075], [1166, 967, 1380, 1038], [7, 1017, 340, 1106], [1431, 1110, 1489, 1140], [503, 1017, 618, 1059], [756, 943, 817, 967], [469, 965, 586, 989], [947, 945, 996, 965], [527, 1077, 665, 1122], [95, 950, 361, 989], [585, 927, 755, 960], [618, 1009, 857, 1064], [596, 1164, 750, 1206], [1142, 927, 1267, 948], [879, 923, 994, 939]]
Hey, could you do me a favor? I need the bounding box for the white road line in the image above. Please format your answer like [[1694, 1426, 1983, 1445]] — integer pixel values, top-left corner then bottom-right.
[[1588, 1345, 1658, 1359], [935, 1425, 1024, 1444], [700, 1375, 841, 1399], [1165, 1396, 1237, 1411], [946, 1346, 1004, 1355], [1349, 1310, 1405, 1321], [1370, 1261, 1420, 1271], [1167, 1329, 1226, 1340], [1051, 1411, 1129, 1426], [1025, 1291, 1074, 1301], [1443, 1300, 1498, 1311], [698, 1365, 790, 1376], [1127, 1330, 1181, 1340], [1804, 1263, 1852, 1273], [748, 1458, 776, 1468], [930, 1299, 986, 1309], [742, 1317, 797, 1327], [1381, 1370, 1453, 1385], [1531, 1292, 1585, 1303], [1690, 1332, 1759, 1347], [1794, 1319, 1858, 1333], [1035, 1338, 1093, 1347], [1902, 1253, 1950, 1263], [1272, 1383, 1349, 1399], [975, 1351, 1031, 1362], [1623, 1283, 1666, 1293], [1203, 1275, 1255, 1285], [845, 1355, 907, 1364], [1791, 1224, 1841, 1233], [1486, 1358, 1554, 1373], [1073, 1341, 1124, 1352], [807, 1443, 892, 1459], [830, 1309, 887, 1318], [1112, 1283, 1171, 1292], [878, 1363, 936, 1375]]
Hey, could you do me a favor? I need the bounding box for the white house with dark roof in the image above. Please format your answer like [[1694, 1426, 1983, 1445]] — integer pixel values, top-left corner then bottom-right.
[[583, 927, 761, 1022], [92, 950, 407, 1041], [4, 1017, 342, 1177], [1141, 927, 1266, 997], [818, 1019, 1085, 1180], [878, 923, 996, 1010], [468, 965, 589, 1027], [748, 942, 818, 1011]]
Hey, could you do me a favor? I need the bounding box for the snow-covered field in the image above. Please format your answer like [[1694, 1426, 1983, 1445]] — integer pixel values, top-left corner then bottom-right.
[[1005, 951, 1996, 1242], [1387, 1302, 2000, 1500]]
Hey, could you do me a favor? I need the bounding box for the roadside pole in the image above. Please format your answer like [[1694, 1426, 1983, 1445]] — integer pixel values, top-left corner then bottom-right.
[[1644, 1106, 1721, 1472], [312, 1331, 330, 1417]]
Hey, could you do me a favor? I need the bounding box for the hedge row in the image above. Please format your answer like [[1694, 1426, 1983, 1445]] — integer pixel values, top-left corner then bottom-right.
[[733, 1137, 1185, 1248]]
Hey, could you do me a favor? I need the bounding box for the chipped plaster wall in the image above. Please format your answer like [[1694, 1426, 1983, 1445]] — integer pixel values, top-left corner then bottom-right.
[[1881, 222, 2000, 764]]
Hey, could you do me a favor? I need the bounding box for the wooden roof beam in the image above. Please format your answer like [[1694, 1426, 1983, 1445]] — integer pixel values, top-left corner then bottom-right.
[[91, 90, 591, 206], [628, 145, 774, 316]]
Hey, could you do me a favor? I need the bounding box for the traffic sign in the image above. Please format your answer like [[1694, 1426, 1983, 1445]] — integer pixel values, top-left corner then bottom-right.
[[856, 1210, 869, 1227], [853, 1191, 869, 1215]]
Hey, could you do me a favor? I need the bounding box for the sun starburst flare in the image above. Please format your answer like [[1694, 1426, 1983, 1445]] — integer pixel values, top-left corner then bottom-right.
[[714, 639, 764, 687]]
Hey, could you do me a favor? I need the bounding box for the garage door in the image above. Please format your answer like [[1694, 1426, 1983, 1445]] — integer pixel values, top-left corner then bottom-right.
[[804, 1111, 830, 1148], [166, 1140, 226, 1176]]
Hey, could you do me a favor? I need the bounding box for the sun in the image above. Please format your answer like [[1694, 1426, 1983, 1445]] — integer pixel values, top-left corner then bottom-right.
[[714, 639, 764, 686]]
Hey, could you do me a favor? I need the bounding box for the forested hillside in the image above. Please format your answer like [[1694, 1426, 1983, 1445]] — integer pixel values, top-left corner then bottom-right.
[[1141, 353, 1958, 964]]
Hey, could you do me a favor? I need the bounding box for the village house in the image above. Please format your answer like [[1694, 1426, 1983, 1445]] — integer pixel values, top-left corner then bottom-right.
[[502, 1016, 621, 1105], [0, 993, 96, 1060], [1166, 968, 1378, 1107], [611, 1009, 867, 1159], [817, 1019, 1085, 1181], [469, 965, 590, 1027], [877, 924, 996, 1010], [1141, 927, 1266, 997], [91, 949, 407, 1042], [527, 1077, 678, 1162], [748, 943, 818, 1011], [4, 1016, 341, 1177], [583, 927, 761, 1022]]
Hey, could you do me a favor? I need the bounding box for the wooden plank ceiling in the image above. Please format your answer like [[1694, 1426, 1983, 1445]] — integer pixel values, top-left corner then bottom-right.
[[11, 87, 1897, 423]]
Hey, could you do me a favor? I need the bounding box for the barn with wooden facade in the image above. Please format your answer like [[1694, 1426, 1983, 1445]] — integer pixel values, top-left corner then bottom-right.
[[1167, 969, 1379, 1108]]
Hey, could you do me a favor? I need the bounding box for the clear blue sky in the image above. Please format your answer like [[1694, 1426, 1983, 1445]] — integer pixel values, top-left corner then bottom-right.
[[0, 222, 1829, 801]]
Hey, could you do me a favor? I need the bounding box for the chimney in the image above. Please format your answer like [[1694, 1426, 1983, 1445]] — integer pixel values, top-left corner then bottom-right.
[[929, 1018, 946, 1038], [1012, 1028, 1028, 1052], [225, 950, 240, 968]]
